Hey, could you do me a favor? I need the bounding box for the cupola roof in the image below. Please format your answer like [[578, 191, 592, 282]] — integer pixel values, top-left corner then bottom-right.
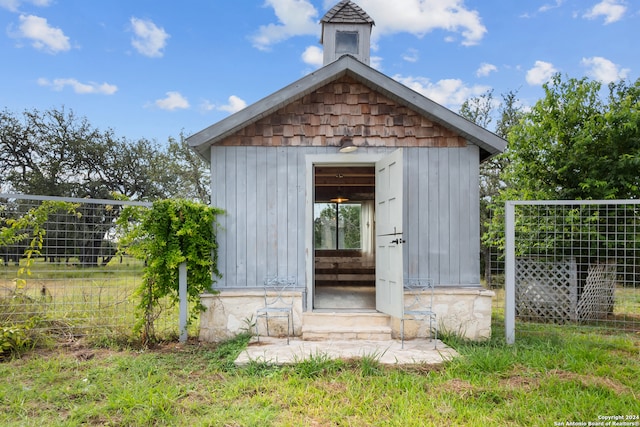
[[321, 0, 374, 26]]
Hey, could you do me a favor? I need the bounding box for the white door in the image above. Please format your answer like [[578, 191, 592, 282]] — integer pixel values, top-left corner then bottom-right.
[[375, 149, 404, 318]]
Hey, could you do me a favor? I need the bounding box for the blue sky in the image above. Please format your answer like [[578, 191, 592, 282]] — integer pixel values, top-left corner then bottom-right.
[[0, 0, 637, 143]]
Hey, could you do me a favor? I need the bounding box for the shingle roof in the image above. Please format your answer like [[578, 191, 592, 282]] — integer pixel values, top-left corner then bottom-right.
[[187, 55, 507, 162], [321, 0, 374, 25]]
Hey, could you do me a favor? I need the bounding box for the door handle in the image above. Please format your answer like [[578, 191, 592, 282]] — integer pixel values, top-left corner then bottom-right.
[[390, 238, 405, 244]]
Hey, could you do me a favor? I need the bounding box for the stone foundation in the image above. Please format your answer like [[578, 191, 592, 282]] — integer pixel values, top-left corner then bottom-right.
[[199, 290, 305, 342], [199, 287, 494, 342], [392, 287, 494, 341]]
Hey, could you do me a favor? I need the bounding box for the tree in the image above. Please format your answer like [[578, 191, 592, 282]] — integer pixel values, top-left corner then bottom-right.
[[163, 133, 210, 204], [502, 75, 640, 201], [459, 89, 524, 285], [314, 203, 361, 249], [459, 89, 495, 129], [487, 74, 640, 290], [0, 107, 212, 266], [0, 107, 100, 197], [0, 107, 210, 202]]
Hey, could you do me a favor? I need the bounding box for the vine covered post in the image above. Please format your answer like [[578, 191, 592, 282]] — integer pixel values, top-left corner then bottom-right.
[[117, 199, 223, 345]]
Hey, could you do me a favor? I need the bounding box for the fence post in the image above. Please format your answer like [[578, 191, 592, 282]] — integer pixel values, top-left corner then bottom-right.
[[179, 262, 187, 343], [505, 201, 516, 345]]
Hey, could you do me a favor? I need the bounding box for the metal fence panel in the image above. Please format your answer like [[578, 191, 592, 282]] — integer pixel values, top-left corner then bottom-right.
[[499, 200, 640, 343], [0, 194, 170, 339]]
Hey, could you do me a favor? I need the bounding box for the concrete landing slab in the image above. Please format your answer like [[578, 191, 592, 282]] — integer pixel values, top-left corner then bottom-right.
[[235, 337, 458, 366]]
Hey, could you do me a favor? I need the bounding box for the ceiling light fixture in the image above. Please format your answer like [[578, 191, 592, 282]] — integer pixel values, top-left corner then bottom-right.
[[330, 195, 349, 203], [330, 186, 349, 203]]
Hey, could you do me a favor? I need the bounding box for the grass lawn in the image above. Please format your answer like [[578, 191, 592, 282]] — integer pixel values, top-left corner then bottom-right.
[[1, 324, 639, 427]]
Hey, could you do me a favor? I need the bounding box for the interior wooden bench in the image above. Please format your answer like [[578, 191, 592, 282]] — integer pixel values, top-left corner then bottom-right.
[[314, 249, 375, 287]]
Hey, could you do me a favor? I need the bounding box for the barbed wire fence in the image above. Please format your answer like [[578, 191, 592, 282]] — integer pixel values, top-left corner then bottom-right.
[[487, 200, 640, 343], [0, 194, 181, 342]]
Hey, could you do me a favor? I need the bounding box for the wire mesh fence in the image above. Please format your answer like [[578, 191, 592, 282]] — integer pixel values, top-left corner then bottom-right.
[[5, 193, 639, 344], [487, 200, 640, 342], [0, 194, 183, 340]]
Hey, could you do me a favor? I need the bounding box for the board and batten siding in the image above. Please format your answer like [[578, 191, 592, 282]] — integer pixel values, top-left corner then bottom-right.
[[211, 145, 307, 289], [210, 144, 480, 290], [404, 145, 480, 285]]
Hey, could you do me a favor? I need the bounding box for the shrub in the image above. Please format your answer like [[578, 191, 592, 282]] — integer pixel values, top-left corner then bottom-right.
[[0, 324, 32, 359]]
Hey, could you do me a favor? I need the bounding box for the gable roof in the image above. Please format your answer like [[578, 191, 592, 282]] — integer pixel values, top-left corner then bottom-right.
[[321, 0, 375, 25], [187, 55, 507, 161]]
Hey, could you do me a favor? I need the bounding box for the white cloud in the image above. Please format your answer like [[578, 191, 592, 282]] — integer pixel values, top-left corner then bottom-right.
[[583, 0, 627, 24], [0, 0, 21, 11], [476, 62, 497, 77], [356, 0, 487, 46], [402, 48, 419, 63], [130, 17, 169, 58], [539, 0, 565, 13], [155, 91, 189, 111], [200, 100, 215, 112], [37, 78, 118, 95], [301, 45, 323, 67], [581, 56, 629, 83], [0, 0, 51, 12], [392, 74, 491, 108], [526, 60, 557, 85], [255, 0, 487, 50], [218, 95, 247, 114], [199, 95, 247, 114], [251, 0, 319, 51], [370, 56, 383, 70], [13, 14, 70, 53]]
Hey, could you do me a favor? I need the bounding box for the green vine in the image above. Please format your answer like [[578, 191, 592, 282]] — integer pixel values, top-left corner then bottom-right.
[[117, 199, 224, 344]]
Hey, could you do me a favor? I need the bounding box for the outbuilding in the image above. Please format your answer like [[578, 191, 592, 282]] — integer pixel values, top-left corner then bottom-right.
[[187, 0, 505, 342]]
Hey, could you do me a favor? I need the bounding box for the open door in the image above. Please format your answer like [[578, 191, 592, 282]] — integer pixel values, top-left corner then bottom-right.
[[375, 149, 404, 318]]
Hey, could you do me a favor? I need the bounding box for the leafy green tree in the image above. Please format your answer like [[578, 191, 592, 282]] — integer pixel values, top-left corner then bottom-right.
[[501, 75, 640, 201], [0, 107, 211, 265], [163, 133, 210, 204], [314, 203, 361, 249], [0, 107, 210, 202], [314, 204, 336, 249], [486, 74, 640, 289], [340, 204, 361, 249], [459, 89, 523, 284]]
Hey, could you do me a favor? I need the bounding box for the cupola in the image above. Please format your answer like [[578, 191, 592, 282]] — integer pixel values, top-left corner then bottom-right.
[[320, 0, 375, 66]]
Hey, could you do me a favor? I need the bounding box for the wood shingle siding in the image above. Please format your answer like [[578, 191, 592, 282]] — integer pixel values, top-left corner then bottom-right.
[[187, 56, 505, 161], [218, 76, 467, 149]]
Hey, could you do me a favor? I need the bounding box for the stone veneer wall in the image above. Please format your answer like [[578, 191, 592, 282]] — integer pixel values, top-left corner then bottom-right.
[[199, 288, 494, 342], [393, 288, 494, 341], [199, 291, 305, 342]]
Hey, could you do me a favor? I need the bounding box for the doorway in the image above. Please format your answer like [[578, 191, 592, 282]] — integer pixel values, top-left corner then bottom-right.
[[313, 165, 376, 310]]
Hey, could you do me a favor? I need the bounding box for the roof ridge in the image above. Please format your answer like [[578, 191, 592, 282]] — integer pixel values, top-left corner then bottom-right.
[[321, 0, 375, 25]]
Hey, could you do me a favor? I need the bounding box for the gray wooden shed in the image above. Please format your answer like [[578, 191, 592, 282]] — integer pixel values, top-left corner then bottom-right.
[[187, 0, 505, 341]]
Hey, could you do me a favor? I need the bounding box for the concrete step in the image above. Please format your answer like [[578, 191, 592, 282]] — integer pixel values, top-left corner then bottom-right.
[[302, 327, 391, 341], [302, 311, 392, 341]]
